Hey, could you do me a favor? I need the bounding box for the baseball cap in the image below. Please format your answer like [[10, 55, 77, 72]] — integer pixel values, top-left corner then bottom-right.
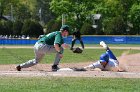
[[60, 25, 69, 32], [99, 53, 109, 63]]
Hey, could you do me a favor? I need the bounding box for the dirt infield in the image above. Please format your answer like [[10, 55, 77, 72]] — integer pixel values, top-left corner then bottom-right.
[[0, 46, 140, 78], [0, 53, 140, 78]]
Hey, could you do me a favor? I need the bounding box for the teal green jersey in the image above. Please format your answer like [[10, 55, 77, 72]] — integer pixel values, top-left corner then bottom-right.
[[38, 31, 64, 46]]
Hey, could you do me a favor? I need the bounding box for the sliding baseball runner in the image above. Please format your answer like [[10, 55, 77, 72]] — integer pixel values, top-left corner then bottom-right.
[[73, 41, 121, 72]]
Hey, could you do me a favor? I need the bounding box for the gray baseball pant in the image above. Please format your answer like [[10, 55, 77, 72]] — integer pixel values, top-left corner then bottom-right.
[[20, 42, 63, 68]]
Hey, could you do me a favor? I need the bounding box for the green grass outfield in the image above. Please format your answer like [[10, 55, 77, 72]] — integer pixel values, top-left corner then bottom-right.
[[0, 77, 140, 92], [0, 48, 140, 64]]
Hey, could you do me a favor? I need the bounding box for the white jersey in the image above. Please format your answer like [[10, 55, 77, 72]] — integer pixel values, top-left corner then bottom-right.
[[93, 59, 119, 71]]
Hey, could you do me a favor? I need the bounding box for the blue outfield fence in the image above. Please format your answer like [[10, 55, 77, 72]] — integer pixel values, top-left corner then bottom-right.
[[64, 36, 140, 44], [0, 36, 140, 45], [0, 39, 37, 45]]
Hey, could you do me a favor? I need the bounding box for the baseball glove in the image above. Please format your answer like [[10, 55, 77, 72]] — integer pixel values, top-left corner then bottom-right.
[[72, 47, 83, 53], [71, 67, 87, 71]]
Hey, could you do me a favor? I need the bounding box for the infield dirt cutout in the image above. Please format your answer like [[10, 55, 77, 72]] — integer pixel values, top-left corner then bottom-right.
[[0, 53, 140, 78]]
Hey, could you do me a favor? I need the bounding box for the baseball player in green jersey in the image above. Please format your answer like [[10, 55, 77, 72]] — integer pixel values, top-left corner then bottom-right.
[[16, 25, 70, 71]]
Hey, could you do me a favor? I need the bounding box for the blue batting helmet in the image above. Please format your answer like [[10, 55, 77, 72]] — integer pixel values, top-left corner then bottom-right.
[[100, 53, 109, 63]]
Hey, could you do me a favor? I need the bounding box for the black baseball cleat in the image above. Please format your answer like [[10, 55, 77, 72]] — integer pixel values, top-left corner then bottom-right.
[[52, 65, 59, 71], [70, 48, 73, 50], [16, 65, 21, 71]]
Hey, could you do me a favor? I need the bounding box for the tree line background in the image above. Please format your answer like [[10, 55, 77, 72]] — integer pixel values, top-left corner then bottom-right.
[[0, 0, 140, 38]]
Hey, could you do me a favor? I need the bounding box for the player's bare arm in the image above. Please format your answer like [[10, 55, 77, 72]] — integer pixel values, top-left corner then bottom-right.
[[54, 44, 63, 58], [61, 43, 70, 49]]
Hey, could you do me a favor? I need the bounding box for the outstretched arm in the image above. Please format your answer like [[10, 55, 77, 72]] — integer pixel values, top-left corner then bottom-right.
[[61, 43, 70, 49], [84, 64, 95, 69], [54, 44, 63, 58], [84, 61, 104, 70]]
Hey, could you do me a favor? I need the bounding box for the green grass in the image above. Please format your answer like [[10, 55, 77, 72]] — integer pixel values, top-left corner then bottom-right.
[[0, 48, 140, 64], [0, 77, 140, 92], [0, 47, 140, 92]]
